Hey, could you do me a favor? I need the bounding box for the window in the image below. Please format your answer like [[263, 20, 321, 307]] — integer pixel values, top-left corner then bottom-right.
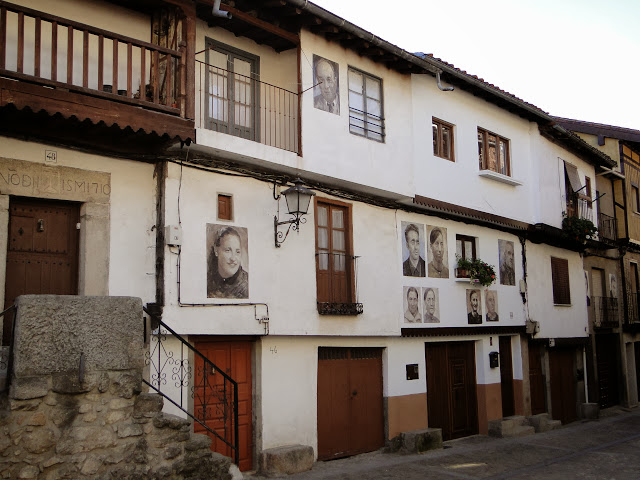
[[633, 184, 640, 213], [456, 235, 476, 261], [217, 194, 233, 221], [433, 118, 454, 161], [551, 257, 571, 305], [478, 128, 510, 176], [315, 199, 360, 314], [348, 68, 384, 142], [205, 39, 259, 141]]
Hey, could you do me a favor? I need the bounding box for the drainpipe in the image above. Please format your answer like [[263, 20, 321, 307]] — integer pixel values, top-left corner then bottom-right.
[[583, 346, 589, 403], [436, 70, 454, 92], [212, 0, 231, 18]]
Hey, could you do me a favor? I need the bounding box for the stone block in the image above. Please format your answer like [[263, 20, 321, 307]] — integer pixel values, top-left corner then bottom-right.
[[185, 433, 212, 451], [133, 393, 164, 418], [260, 444, 314, 477], [22, 428, 56, 454], [388, 428, 443, 454], [10, 376, 49, 400], [12, 295, 143, 379], [153, 413, 191, 430], [117, 424, 143, 438]]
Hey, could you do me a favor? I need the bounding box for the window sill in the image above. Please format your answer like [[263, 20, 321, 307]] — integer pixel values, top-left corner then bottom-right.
[[317, 302, 364, 315], [553, 303, 572, 307], [478, 170, 523, 186], [455, 277, 480, 284]]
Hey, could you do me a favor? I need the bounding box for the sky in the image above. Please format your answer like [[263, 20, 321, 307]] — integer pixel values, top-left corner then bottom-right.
[[311, 0, 640, 131]]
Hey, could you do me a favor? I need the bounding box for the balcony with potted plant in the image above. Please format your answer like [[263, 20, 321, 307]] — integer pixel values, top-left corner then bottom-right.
[[455, 255, 497, 287]]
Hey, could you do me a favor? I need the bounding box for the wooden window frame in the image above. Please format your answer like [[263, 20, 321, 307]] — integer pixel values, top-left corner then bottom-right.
[[551, 257, 571, 305], [456, 234, 477, 261], [478, 127, 511, 176], [314, 197, 359, 314], [347, 67, 385, 142], [432, 117, 455, 161], [217, 193, 233, 221], [632, 184, 640, 213]]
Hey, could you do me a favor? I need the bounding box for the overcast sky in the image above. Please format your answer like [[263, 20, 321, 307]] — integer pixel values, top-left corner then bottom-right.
[[311, 0, 640, 130]]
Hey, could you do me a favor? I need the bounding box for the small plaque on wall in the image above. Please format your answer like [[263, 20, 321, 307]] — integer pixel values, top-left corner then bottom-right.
[[406, 364, 419, 380]]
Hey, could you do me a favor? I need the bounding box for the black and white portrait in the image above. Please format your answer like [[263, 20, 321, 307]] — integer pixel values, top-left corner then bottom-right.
[[402, 222, 426, 277], [609, 273, 618, 299], [499, 239, 516, 286], [423, 287, 440, 323], [403, 286, 422, 323], [207, 224, 249, 299], [584, 270, 590, 306], [467, 288, 482, 324], [427, 225, 449, 278], [313, 55, 339, 114], [485, 290, 499, 322]]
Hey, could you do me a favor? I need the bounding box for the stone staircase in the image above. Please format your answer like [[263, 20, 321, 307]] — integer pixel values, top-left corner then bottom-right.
[[488, 414, 561, 438]]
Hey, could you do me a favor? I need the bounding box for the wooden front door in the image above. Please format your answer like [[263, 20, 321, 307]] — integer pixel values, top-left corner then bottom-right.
[[596, 334, 619, 408], [317, 347, 384, 461], [528, 341, 546, 415], [425, 342, 478, 441], [192, 340, 253, 471], [549, 348, 577, 424], [4, 197, 79, 344], [499, 336, 515, 417]]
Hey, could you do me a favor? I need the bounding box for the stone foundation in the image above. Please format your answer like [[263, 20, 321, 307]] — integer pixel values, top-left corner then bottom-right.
[[259, 445, 314, 477]]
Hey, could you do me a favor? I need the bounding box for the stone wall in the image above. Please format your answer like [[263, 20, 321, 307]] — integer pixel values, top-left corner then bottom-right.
[[0, 295, 234, 480]]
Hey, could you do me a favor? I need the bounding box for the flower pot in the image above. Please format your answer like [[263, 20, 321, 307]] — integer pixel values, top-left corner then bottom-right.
[[455, 268, 469, 279]]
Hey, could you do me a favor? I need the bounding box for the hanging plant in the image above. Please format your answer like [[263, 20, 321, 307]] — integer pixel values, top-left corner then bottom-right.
[[561, 214, 598, 244], [456, 255, 497, 287]]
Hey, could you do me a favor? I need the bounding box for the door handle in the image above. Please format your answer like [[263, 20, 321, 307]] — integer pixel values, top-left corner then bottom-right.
[[37, 219, 45, 232]]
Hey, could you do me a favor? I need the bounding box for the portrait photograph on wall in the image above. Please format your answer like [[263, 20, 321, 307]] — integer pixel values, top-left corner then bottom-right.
[[206, 224, 249, 299], [403, 286, 422, 323], [313, 54, 339, 114], [427, 225, 449, 279], [401, 222, 426, 277], [485, 290, 499, 322], [422, 287, 440, 323], [584, 270, 590, 306], [466, 288, 482, 324], [609, 273, 618, 298], [498, 239, 516, 286]]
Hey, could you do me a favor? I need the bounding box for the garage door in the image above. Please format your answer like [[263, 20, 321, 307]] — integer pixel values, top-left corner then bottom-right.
[[317, 347, 384, 460]]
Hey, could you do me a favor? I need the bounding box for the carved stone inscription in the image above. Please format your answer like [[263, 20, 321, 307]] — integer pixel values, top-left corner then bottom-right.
[[0, 157, 111, 203]]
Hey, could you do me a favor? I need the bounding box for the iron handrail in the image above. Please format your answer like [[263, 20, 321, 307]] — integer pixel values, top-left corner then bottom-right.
[[142, 306, 239, 465]]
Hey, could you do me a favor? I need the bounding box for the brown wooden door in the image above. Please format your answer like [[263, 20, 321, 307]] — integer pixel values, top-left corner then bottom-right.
[[4, 197, 79, 344], [549, 348, 577, 424], [635, 342, 640, 401], [595, 334, 619, 408], [317, 347, 383, 460], [499, 336, 515, 417], [425, 342, 478, 441], [193, 340, 253, 471], [528, 342, 546, 415]]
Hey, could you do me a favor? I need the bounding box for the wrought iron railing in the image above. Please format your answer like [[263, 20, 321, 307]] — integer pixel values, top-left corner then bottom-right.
[[348, 106, 385, 141], [0, 1, 185, 113], [196, 58, 299, 153], [315, 253, 362, 315], [142, 307, 239, 465], [625, 292, 640, 325], [597, 212, 617, 243], [592, 296, 619, 328]]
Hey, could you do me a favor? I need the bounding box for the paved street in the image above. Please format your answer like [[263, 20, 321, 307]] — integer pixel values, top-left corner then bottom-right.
[[250, 407, 640, 479]]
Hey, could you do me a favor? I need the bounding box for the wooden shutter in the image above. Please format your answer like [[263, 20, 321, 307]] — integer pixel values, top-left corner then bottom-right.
[[218, 194, 232, 220], [551, 257, 571, 305]]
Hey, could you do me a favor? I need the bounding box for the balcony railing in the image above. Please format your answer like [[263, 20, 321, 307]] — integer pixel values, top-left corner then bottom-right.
[[592, 296, 619, 328], [625, 292, 640, 325], [597, 212, 618, 243], [196, 59, 299, 153], [0, 1, 184, 113]]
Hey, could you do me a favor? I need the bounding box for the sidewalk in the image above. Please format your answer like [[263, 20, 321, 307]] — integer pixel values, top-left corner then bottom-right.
[[248, 406, 640, 479]]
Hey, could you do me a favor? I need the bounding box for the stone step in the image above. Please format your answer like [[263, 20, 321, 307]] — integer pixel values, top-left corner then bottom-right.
[[488, 416, 535, 438], [526, 413, 562, 433]]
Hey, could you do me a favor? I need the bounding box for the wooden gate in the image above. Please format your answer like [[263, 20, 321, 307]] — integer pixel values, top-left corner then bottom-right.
[[549, 347, 577, 424], [425, 342, 478, 441], [596, 334, 619, 408], [4, 197, 79, 344], [528, 341, 546, 415], [317, 347, 384, 461], [193, 339, 253, 471], [499, 336, 515, 417]]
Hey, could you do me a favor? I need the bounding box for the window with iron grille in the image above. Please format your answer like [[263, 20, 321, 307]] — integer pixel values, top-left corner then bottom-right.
[[478, 127, 510, 176], [433, 118, 454, 161], [551, 257, 571, 305], [348, 67, 384, 142]]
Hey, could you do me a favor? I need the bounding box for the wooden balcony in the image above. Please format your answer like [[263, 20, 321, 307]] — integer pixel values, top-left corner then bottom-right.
[[0, 1, 194, 153]]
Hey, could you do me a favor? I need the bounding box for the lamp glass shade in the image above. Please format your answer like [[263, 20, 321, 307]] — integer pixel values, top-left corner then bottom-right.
[[282, 180, 315, 216]]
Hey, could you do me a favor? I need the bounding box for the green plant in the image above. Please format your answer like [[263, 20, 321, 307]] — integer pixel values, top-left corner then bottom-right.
[[456, 255, 496, 287], [561, 214, 597, 244]]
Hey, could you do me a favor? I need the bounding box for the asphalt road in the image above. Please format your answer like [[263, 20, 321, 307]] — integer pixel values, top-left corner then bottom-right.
[[249, 406, 640, 479]]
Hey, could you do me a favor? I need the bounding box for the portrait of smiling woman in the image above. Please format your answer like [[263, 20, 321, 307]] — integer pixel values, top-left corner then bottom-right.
[[207, 224, 249, 299]]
